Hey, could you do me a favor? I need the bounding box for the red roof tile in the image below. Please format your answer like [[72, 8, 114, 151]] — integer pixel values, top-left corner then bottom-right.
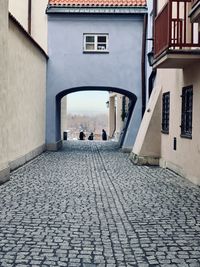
[[48, 0, 146, 7]]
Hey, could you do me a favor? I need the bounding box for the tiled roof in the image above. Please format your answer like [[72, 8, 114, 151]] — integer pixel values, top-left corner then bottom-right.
[[48, 0, 146, 7]]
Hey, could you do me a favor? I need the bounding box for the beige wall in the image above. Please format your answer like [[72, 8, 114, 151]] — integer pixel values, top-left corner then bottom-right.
[[9, 0, 28, 30], [157, 66, 200, 185], [31, 0, 48, 52], [7, 19, 46, 168], [132, 0, 200, 184], [0, 0, 47, 182], [0, 0, 10, 182], [9, 0, 48, 52], [132, 65, 200, 184]]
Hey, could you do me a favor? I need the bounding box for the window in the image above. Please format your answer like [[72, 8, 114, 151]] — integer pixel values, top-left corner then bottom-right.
[[84, 34, 109, 52], [181, 86, 193, 138], [162, 92, 170, 133]]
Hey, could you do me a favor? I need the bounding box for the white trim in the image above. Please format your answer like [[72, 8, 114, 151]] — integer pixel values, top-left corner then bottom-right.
[[83, 33, 109, 52]]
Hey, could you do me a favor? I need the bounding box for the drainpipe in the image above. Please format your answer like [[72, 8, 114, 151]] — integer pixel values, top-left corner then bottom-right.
[[28, 0, 32, 34], [153, 0, 157, 20], [141, 13, 148, 116]]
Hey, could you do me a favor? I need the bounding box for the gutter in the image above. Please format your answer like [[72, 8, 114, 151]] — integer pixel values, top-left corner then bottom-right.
[[46, 6, 147, 14], [141, 13, 147, 116], [28, 0, 32, 34]]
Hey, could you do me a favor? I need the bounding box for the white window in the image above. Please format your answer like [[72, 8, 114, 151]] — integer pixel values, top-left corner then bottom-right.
[[83, 34, 109, 52]]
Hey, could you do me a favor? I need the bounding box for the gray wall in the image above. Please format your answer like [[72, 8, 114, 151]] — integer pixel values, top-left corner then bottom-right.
[[47, 13, 144, 151]]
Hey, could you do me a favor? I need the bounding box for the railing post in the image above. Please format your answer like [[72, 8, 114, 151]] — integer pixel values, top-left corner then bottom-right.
[[154, 0, 200, 59], [184, 1, 187, 44], [168, 0, 172, 47], [177, 0, 180, 45]]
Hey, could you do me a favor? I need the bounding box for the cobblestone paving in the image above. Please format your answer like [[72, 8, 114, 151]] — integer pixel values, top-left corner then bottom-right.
[[0, 141, 200, 267]]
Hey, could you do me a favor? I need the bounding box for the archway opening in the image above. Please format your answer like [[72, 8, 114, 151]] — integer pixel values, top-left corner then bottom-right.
[[62, 90, 109, 141], [47, 86, 140, 150]]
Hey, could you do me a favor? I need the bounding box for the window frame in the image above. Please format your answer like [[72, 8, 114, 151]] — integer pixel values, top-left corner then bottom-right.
[[83, 34, 109, 53], [180, 85, 193, 139], [162, 92, 170, 134]]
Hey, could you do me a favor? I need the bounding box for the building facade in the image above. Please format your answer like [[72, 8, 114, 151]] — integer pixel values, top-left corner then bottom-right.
[[46, 0, 147, 152], [132, 0, 200, 185]]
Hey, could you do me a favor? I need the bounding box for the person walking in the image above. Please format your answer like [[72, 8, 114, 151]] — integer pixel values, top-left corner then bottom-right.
[[102, 129, 107, 141]]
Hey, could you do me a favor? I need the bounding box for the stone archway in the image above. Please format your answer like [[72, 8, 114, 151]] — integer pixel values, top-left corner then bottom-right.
[[46, 86, 139, 152]]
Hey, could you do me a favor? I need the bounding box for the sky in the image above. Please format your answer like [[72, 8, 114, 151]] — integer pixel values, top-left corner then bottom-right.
[[67, 91, 109, 115]]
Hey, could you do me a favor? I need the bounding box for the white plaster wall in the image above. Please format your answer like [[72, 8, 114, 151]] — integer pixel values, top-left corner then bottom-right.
[[31, 0, 48, 52], [108, 96, 115, 138], [157, 0, 168, 13], [116, 94, 123, 138], [9, 0, 28, 30], [7, 20, 46, 163], [132, 85, 161, 158], [9, 0, 48, 52], [0, 0, 9, 173], [156, 67, 200, 185], [108, 93, 124, 139]]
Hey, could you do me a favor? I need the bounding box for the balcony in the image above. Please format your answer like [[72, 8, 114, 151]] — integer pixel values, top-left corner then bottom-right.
[[189, 0, 200, 22], [153, 0, 200, 69]]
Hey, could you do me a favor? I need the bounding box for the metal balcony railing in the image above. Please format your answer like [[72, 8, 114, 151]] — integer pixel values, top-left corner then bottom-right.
[[191, 0, 199, 6], [154, 0, 200, 57]]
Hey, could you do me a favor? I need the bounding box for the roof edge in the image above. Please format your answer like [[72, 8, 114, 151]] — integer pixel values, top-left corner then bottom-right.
[[46, 5, 147, 14]]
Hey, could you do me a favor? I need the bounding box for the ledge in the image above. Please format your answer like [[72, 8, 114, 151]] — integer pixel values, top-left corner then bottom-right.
[[160, 158, 200, 186], [0, 145, 45, 186], [180, 134, 192, 140], [121, 147, 132, 153], [161, 130, 169, 135], [130, 152, 160, 166], [9, 144, 46, 171], [46, 140, 63, 151], [153, 49, 200, 69], [83, 51, 109, 54], [0, 167, 10, 185]]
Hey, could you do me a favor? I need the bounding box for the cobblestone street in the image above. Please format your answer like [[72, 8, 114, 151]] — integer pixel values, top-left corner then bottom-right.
[[0, 141, 200, 267]]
